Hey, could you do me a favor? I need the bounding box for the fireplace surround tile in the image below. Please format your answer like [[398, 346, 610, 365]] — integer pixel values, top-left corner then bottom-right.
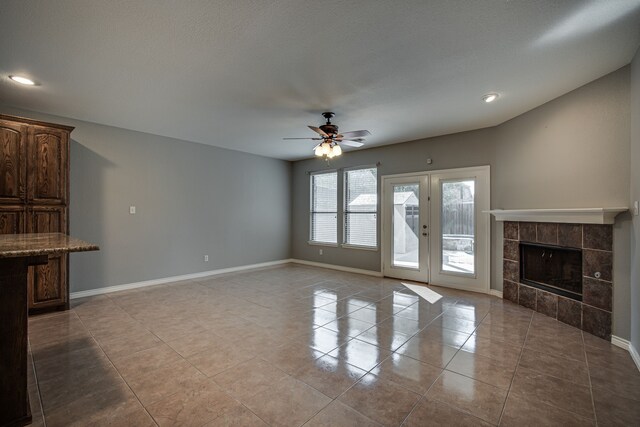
[[558, 224, 582, 248], [536, 223, 558, 245], [503, 280, 518, 303], [583, 277, 613, 312], [582, 305, 612, 340], [557, 297, 582, 329], [519, 223, 536, 242], [502, 221, 613, 341], [536, 291, 558, 318], [518, 285, 537, 310], [503, 240, 519, 261], [583, 224, 613, 251], [583, 250, 612, 282], [504, 222, 519, 240], [503, 260, 519, 282]]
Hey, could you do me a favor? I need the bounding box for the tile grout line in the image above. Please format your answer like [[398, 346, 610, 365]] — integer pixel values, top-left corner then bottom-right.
[[304, 300, 459, 426], [397, 298, 514, 426], [72, 308, 160, 427], [85, 292, 278, 426], [28, 311, 85, 424], [380, 304, 457, 426], [495, 308, 534, 426], [507, 314, 605, 421], [27, 339, 47, 427], [38, 265, 622, 426], [583, 330, 599, 427], [427, 301, 505, 425]]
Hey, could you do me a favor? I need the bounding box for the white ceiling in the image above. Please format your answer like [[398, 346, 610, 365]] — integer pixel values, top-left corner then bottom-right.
[[1, 1, 639, 160]]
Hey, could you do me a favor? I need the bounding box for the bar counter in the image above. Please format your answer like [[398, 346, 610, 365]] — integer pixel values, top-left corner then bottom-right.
[[0, 233, 98, 427]]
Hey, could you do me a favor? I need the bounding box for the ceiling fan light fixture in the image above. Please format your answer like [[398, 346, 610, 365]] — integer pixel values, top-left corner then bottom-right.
[[482, 93, 499, 103], [283, 112, 369, 159]]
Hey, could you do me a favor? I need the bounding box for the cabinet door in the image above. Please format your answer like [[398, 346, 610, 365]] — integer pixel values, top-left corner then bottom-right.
[[0, 206, 25, 234], [28, 255, 67, 310], [0, 121, 27, 204], [27, 126, 68, 205], [27, 206, 68, 309]]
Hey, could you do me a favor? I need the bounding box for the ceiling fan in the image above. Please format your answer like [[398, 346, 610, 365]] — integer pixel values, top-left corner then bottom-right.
[[283, 112, 371, 158]]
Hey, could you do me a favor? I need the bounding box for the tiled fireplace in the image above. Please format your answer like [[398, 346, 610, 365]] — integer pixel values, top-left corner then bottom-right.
[[502, 221, 613, 339]]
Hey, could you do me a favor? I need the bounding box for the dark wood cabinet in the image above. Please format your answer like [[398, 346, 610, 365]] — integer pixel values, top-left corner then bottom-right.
[[26, 206, 68, 309], [27, 126, 68, 205], [0, 205, 25, 234], [0, 114, 73, 314], [27, 205, 67, 234], [0, 121, 27, 204]]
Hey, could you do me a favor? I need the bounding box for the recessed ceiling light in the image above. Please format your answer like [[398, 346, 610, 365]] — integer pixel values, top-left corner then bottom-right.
[[9, 75, 36, 86], [482, 93, 499, 103]]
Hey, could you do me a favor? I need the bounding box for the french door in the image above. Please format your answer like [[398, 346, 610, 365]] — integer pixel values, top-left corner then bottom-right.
[[381, 175, 430, 282], [382, 166, 490, 293]]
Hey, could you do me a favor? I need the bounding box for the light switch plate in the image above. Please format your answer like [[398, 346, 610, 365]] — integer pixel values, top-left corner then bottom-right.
[[129, 206, 136, 214], [634, 201, 639, 216]]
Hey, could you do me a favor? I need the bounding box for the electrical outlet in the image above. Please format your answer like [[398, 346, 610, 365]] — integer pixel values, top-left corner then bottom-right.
[[319, 249, 323, 255], [634, 201, 639, 216], [129, 206, 136, 214], [204, 255, 209, 262]]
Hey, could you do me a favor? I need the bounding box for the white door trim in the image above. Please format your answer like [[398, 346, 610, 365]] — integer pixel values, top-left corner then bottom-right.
[[381, 174, 430, 282], [381, 165, 491, 294], [429, 166, 490, 293]]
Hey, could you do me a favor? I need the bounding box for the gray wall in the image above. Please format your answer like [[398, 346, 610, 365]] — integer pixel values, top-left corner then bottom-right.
[[0, 106, 292, 293], [631, 47, 640, 352], [291, 66, 632, 339], [1, 65, 633, 339], [494, 67, 631, 340], [292, 128, 497, 271]]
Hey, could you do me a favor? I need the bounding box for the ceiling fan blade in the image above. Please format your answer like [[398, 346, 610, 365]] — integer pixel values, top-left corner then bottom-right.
[[339, 130, 371, 138], [336, 137, 365, 142], [338, 140, 364, 148], [308, 126, 329, 137], [283, 137, 322, 140]]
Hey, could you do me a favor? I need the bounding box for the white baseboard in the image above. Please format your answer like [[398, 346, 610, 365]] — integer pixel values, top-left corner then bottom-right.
[[611, 335, 640, 372], [70, 259, 293, 299], [290, 259, 383, 277], [489, 289, 503, 298]]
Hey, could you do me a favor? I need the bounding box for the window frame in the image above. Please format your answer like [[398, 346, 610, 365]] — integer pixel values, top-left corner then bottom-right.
[[308, 169, 338, 246], [342, 165, 379, 250]]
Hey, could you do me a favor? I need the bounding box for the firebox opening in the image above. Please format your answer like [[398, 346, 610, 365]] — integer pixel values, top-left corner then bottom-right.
[[520, 242, 582, 301]]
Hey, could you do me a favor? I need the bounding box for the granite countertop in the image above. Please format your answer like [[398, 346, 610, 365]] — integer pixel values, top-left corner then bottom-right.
[[0, 233, 99, 258]]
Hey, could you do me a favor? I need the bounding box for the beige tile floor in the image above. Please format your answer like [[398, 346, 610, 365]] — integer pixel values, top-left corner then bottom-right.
[[26, 265, 640, 426]]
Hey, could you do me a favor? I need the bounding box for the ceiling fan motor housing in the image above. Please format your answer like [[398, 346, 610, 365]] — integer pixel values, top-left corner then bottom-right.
[[319, 124, 339, 135]]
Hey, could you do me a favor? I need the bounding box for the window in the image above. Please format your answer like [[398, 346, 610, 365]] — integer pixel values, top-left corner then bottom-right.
[[310, 171, 337, 244], [344, 167, 378, 247]]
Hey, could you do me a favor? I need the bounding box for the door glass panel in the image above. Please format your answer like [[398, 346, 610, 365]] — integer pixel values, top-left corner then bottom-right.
[[392, 184, 420, 269], [441, 179, 475, 274]]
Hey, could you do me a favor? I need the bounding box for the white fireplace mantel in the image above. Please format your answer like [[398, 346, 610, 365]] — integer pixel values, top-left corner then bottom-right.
[[485, 207, 628, 225]]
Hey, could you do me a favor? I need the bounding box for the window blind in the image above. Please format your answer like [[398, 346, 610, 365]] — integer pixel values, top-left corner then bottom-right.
[[344, 167, 377, 247], [310, 171, 337, 243]]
